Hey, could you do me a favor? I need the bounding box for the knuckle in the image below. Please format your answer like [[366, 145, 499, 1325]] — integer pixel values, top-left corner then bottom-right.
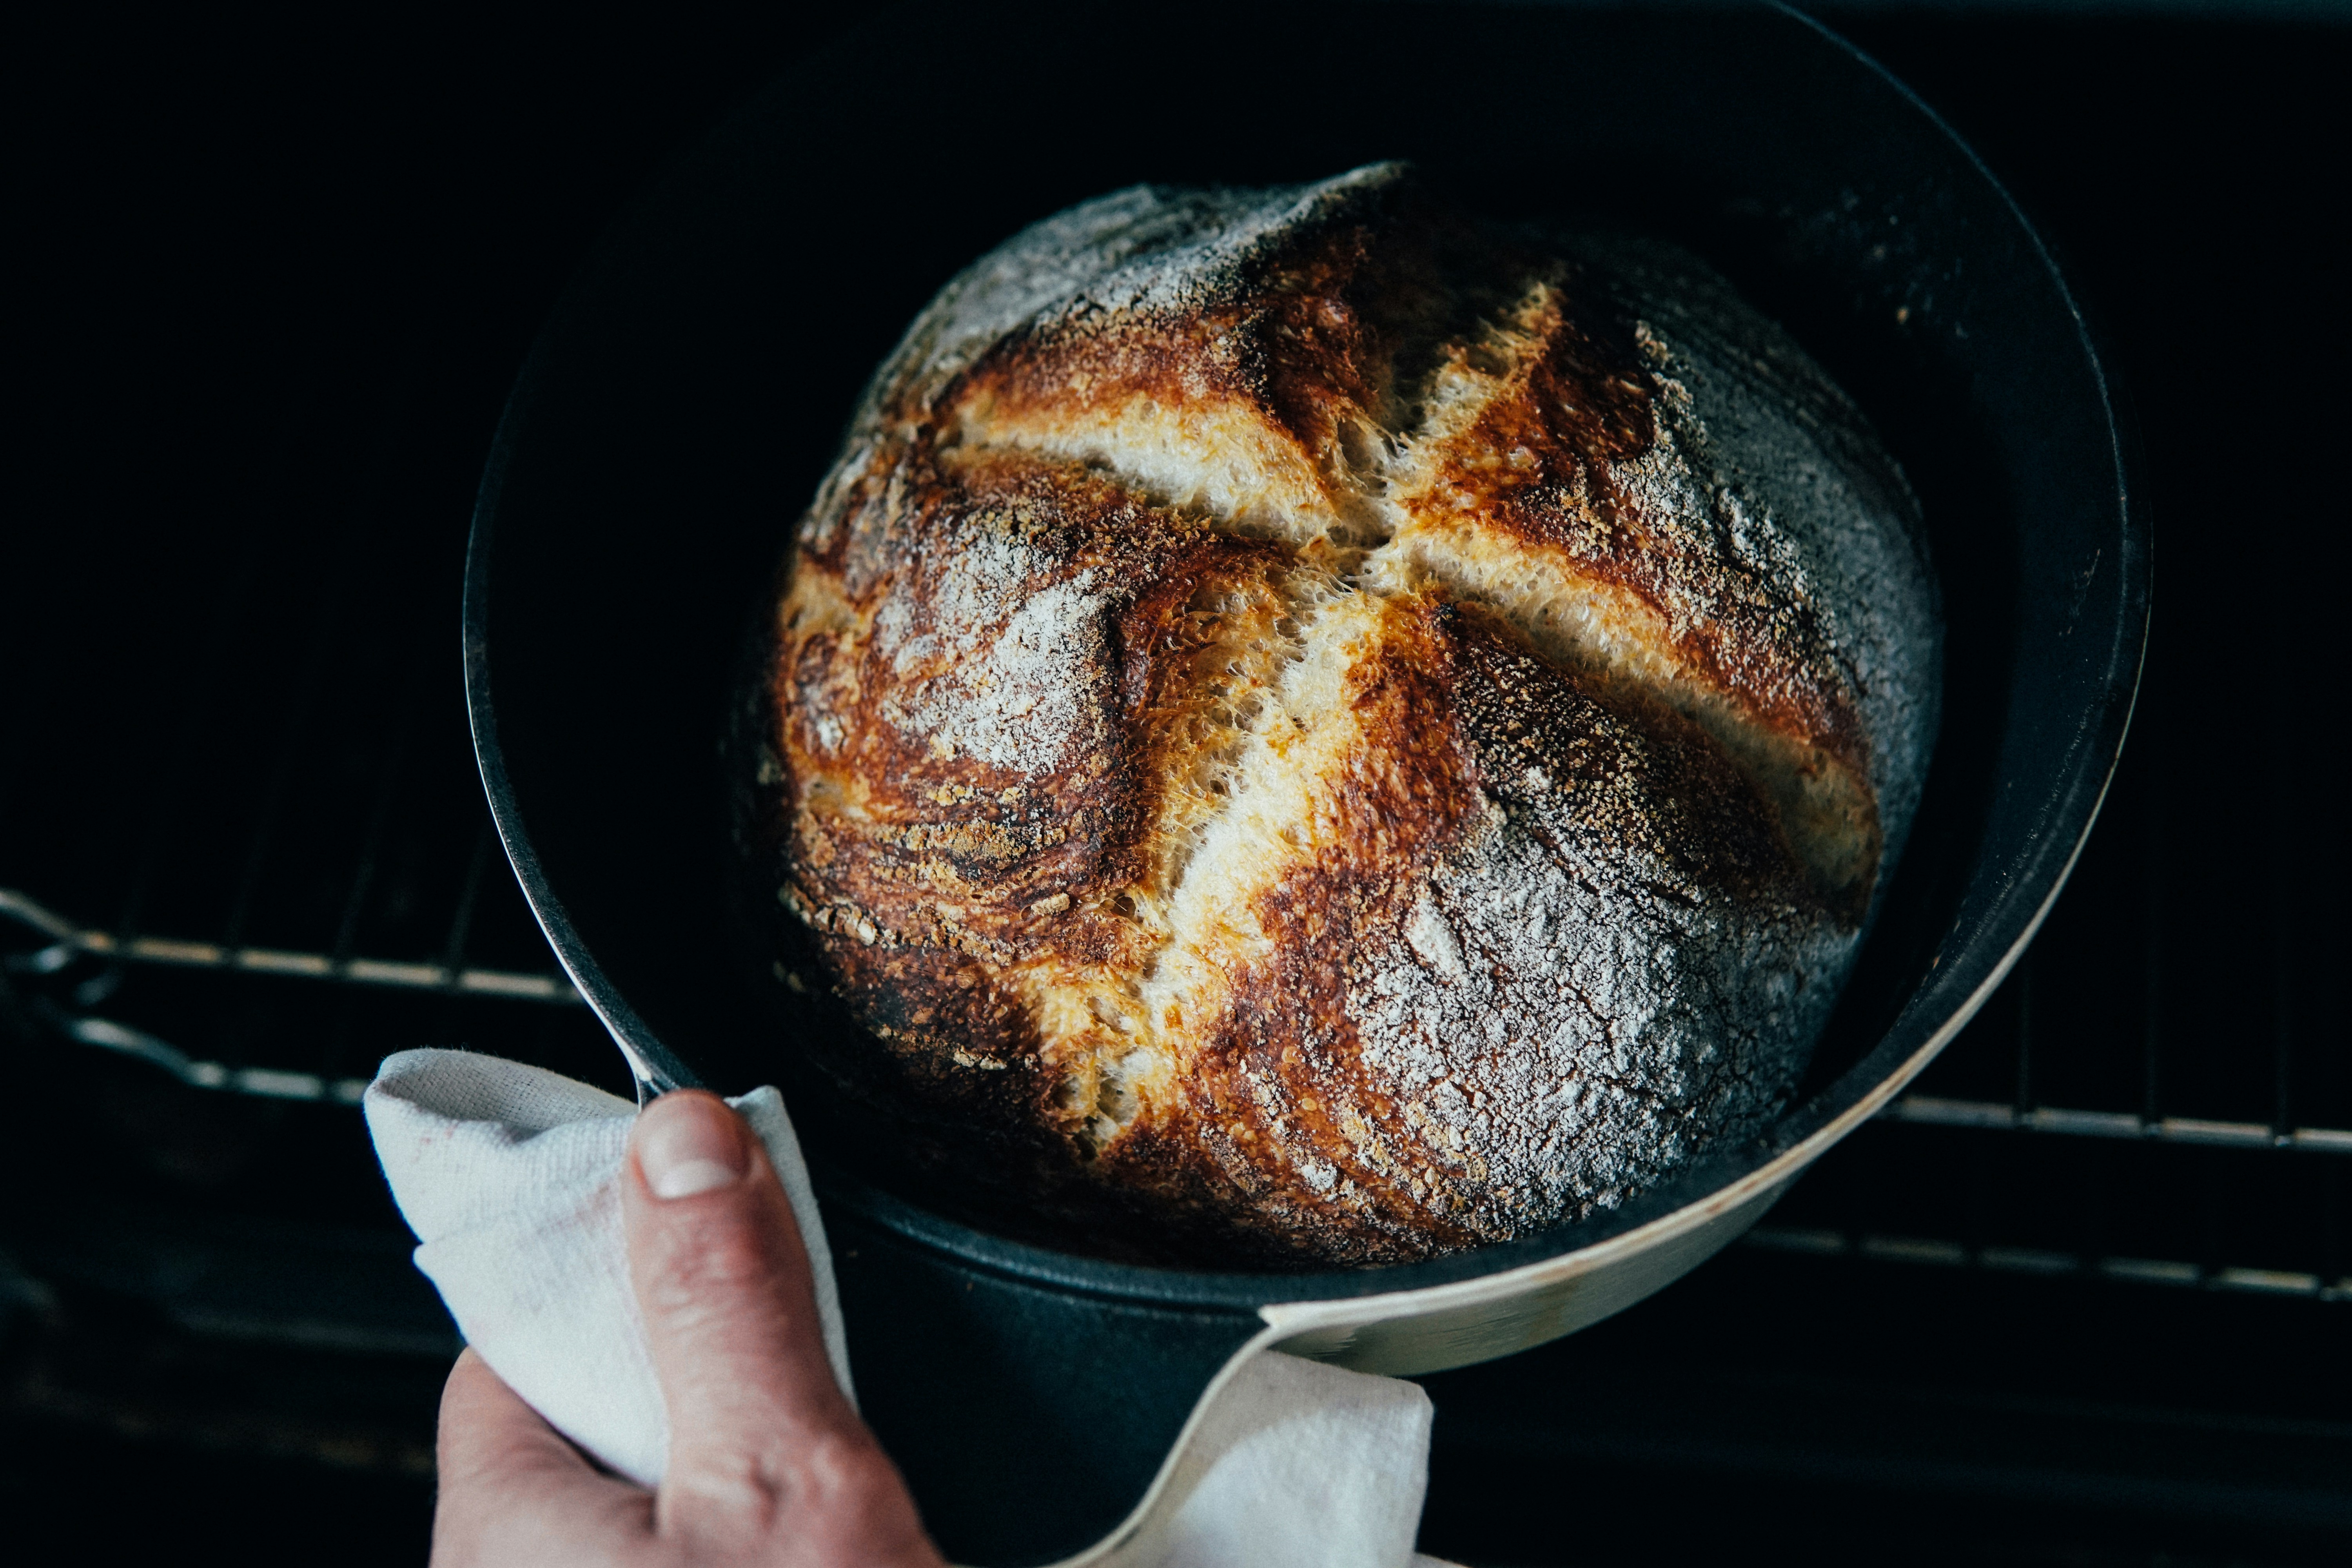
[[797, 1431, 935, 1557], [667, 1428, 902, 1543], [669, 1446, 792, 1533], [801, 1430, 898, 1503]]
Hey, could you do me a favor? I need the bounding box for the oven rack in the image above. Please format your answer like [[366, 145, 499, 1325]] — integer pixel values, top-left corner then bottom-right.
[[16, 878, 2351, 1149], [23, 893, 2344, 1158], [9, 882, 2348, 1307]]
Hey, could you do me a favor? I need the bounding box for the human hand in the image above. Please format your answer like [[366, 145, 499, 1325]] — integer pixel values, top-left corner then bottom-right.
[[429, 1091, 944, 1567]]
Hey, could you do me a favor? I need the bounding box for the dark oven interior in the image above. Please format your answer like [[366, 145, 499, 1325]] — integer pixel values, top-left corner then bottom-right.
[[6, 8, 2348, 1565]]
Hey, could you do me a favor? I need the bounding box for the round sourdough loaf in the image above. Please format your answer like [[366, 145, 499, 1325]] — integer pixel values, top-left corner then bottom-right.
[[759, 163, 1939, 1266]]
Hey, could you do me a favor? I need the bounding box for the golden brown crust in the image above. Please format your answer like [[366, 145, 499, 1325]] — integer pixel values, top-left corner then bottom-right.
[[1371, 272, 1885, 911], [1071, 602, 1828, 1262], [760, 165, 1938, 1265], [1106, 599, 1494, 1259], [1392, 283, 1860, 771], [779, 445, 1247, 1133], [944, 183, 1450, 542]]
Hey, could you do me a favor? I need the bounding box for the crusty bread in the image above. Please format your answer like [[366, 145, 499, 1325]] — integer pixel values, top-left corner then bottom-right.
[[760, 163, 1939, 1265]]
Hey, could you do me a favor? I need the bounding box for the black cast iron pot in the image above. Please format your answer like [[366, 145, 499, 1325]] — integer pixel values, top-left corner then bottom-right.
[[463, 4, 2149, 1560]]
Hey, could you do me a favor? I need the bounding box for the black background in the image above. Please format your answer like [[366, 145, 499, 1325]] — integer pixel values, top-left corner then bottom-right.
[[7, 4, 2350, 1564]]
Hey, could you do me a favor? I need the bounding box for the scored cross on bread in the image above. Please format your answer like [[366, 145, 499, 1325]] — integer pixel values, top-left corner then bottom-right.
[[764, 163, 1938, 1266]]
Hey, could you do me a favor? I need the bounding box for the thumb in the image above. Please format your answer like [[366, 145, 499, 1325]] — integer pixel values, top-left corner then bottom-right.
[[622, 1091, 936, 1563]]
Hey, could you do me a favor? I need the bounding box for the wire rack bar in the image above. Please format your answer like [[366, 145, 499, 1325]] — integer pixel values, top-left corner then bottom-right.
[[1, 886, 582, 1004], [1880, 1092, 2352, 1154], [1742, 1225, 2352, 1302], [27, 995, 374, 1105]]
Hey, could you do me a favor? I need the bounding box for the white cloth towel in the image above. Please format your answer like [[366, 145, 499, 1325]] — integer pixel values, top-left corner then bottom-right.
[[366, 1049, 1455, 1568]]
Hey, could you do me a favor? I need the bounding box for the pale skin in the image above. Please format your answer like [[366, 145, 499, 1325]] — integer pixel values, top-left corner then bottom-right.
[[429, 1091, 945, 1567]]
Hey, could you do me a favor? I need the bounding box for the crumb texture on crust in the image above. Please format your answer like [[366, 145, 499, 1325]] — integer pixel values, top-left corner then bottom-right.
[[767, 164, 1940, 1265]]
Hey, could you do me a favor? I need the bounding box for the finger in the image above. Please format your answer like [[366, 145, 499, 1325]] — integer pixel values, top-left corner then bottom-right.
[[430, 1349, 655, 1568], [623, 1091, 939, 1564], [624, 1091, 851, 1463]]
